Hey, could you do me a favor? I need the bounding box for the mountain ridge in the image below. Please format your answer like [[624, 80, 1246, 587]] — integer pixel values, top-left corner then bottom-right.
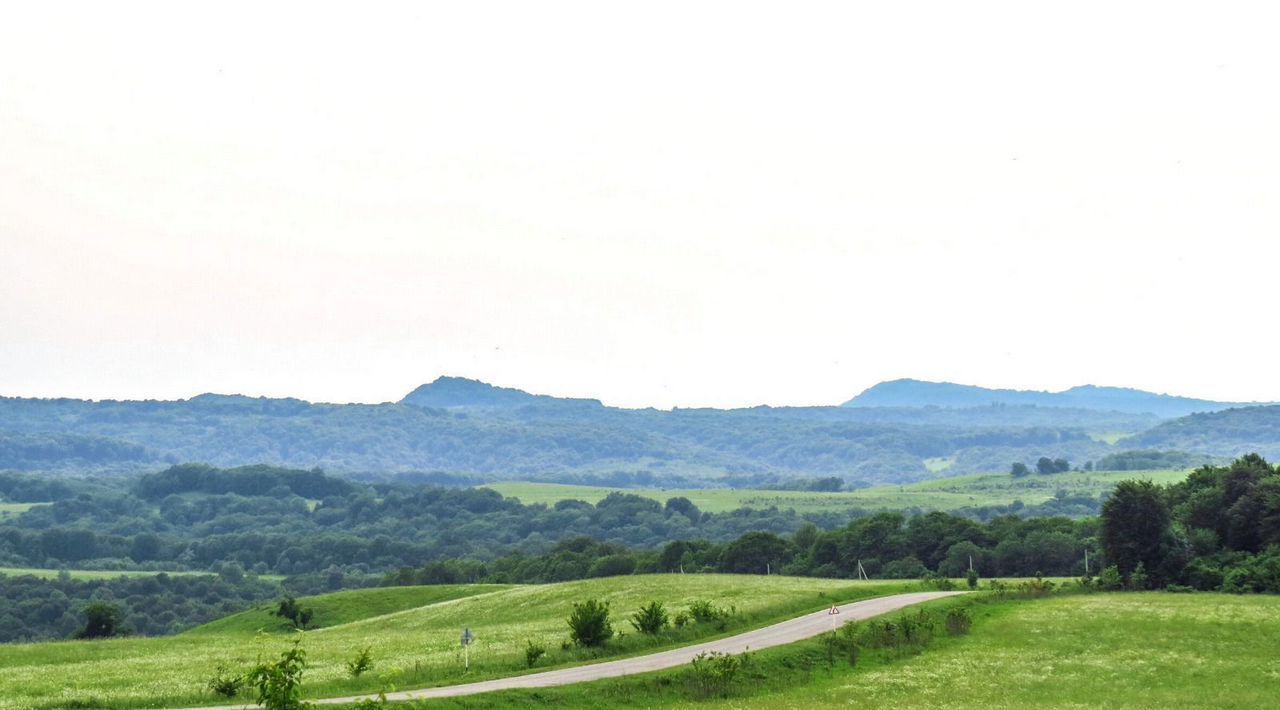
[[843, 378, 1262, 418]]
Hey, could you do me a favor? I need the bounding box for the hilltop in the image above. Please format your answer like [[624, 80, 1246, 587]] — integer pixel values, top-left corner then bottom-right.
[[843, 379, 1258, 418], [0, 377, 1269, 485]]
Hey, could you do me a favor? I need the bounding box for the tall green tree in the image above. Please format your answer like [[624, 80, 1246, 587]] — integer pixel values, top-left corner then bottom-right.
[[1101, 480, 1172, 578]]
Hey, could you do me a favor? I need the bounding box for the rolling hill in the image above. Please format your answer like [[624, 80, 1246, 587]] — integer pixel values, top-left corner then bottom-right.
[[843, 379, 1260, 417]]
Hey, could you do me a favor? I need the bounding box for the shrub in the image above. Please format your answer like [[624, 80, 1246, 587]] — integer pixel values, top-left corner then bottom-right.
[[944, 607, 972, 636], [1129, 562, 1149, 590], [247, 640, 312, 710], [346, 647, 373, 678], [631, 601, 669, 635], [1098, 565, 1124, 591], [207, 664, 244, 698], [966, 568, 979, 590], [686, 600, 734, 627], [824, 623, 861, 667], [75, 602, 126, 640], [273, 596, 315, 630], [524, 640, 546, 668], [568, 599, 613, 647], [688, 651, 743, 699], [1018, 575, 1056, 598], [672, 611, 690, 628]]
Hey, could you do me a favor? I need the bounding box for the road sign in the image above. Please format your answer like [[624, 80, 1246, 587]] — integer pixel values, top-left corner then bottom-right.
[[461, 627, 475, 671]]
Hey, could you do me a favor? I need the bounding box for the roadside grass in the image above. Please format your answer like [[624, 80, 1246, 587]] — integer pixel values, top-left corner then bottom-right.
[[484, 469, 1191, 514], [0, 575, 913, 709], [369, 591, 1280, 709]]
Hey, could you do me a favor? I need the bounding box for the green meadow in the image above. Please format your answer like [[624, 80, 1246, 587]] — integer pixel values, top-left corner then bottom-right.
[[484, 468, 1190, 514], [0, 502, 40, 521], [385, 592, 1280, 709], [0, 575, 909, 709]]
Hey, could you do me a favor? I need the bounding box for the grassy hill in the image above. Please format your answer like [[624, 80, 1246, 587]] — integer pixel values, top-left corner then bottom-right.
[[0, 575, 911, 709], [485, 468, 1191, 515], [414, 592, 1280, 709], [183, 585, 510, 636]]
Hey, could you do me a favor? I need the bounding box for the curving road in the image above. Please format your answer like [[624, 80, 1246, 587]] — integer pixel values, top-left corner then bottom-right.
[[187, 591, 964, 708]]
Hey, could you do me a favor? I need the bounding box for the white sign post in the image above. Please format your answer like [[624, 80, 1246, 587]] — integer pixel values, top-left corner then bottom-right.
[[461, 627, 475, 671]]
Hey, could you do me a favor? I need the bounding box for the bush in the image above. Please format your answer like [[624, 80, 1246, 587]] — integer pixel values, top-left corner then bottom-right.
[[966, 568, 979, 590], [688, 651, 743, 698], [568, 599, 613, 647], [686, 600, 735, 627], [944, 607, 972, 636], [1129, 562, 1149, 590], [1098, 565, 1124, 591], [346, 646, 373, 678], [75, 602, 126, 640], [672, 611, 690, 628], [247, 640, 312, 710], [273, 596, 315, 630], [207, 664, 244, 698], [631, 601, 669, 635], [524, 640, 546, 668]]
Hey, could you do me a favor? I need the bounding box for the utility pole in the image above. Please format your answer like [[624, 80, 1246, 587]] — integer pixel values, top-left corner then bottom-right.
[[1084, 549, 1090, 575]]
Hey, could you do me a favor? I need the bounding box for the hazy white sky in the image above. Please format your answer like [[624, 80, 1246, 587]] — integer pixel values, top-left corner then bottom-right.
[[2, 2, 1279, 408]]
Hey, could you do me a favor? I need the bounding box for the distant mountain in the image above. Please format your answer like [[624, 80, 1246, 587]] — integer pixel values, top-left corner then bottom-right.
[[844, 379, 1257, 418], [1125, 405, 1280, 459], [401, 376, 602, 409]]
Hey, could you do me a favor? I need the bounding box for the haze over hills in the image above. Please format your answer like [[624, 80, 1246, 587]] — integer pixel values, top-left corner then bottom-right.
[[844, 378, 1262, 418], [0, 376, 1276, 484]]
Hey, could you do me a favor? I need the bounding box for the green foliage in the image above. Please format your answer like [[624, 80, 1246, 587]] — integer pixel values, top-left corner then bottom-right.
[[630, 601, 669, 635], [567, 599, 613, 647], [1098, 565, 1124, 591], [524, 639, 546, 668], [688, 651, 744, 699], [1129, 562, 1149, 590], [345, 646, 373, 678], [965, 568, 979, 589], [274, 596, 315, 630], [944, 607, 972, 635], [1102, 479, 1174, 580], [686, 599, 735, 626], [246, 639, 312, 710], [75, 602, 125, 640], [206, 664, 244, 698]]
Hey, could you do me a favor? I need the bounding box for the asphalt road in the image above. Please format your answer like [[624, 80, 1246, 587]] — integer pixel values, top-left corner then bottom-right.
[[183, 590, 964, 708]]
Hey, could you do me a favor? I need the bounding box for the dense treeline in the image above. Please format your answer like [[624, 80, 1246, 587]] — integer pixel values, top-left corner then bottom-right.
[[1094, 449, 1215, 472], [0, 465, 862, 575], [1099, 454, 1280, 591], [386, 510, 1099, 586], [0, 571, 279, 643], [1127, 406, 1280, 460]]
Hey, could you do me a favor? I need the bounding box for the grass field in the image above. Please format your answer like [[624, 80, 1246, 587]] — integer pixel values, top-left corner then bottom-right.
[[0, 575, 911, 709], [484, 469, 1191, 514], [0, 502, 40, 521], [394, 592, 1280, 709], [184, 585, 508, 636]]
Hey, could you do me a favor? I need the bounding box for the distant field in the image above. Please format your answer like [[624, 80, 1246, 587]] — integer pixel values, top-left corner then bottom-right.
[[0, 566, 284, 582], [485, 469, 1190, 514], [0, 502, 40, 520], [0, 575, 909, 709]]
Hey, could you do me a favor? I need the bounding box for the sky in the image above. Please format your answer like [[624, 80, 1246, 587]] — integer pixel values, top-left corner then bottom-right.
[[2, 2, 1279, 409]]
